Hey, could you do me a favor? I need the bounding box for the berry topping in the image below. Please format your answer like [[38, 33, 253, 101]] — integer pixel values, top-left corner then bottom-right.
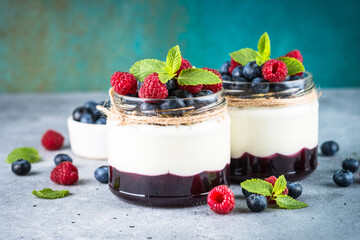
[[333, 169, 354, 187], [219, 61, 231, 75], [95, 117, 107, 125], [246, 194, 267, 212], [228, 57, 241, 75], [321, 141, 339, 156], [41, 130, 64, 151], [342, 158, 359, 173], [80, 112, 95, 124], [232, 65, 245, 78], [195, 90, 214, 97], [165, 79, 178, 92], [176, 57, 192, 76], [286, 182, 303, 199], [50, 161, 79, 185], [54, 154, 73, 166], [243, 61, 262, 80], [111, 72, 137, 95], [201, 67, 223, 93], [11, 159, 31, 176], [207, 185, 235, 214], [138, 73, 169, 99], [250, 77, 270, 94], [72, 107, 85, 121], [94, 165, 109, 184], [262, 59, 288, 82], [285, 50, 303, 63], [178, 83, 203, 95]]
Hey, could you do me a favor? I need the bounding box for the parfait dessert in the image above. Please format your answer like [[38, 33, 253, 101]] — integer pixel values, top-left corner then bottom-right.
[[220, 33, 318, 183], [100, 46, 230, 206]]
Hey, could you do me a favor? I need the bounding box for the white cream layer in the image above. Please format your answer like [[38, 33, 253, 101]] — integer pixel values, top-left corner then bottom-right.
[[107, 113, 230, 176], [229, 100, 318, 158]]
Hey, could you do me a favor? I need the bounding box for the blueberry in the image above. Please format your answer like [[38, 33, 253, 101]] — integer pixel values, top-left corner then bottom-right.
[[233, 76, 248, 82], [321, 141, 339, 156], [246, 194, 267, 212], [219, 61, 231, 75], [286, 182, 303, 199], [137, 81, 143, 91], [195, 90, 213, 97], [80, 113, 95, 124], [232, 65, 244, 78], [99, 100, 111, 109], [290, 75, 302, 80], [140, 102, 158, 115], [166, 79, 178, 92], [285, 76, 291, 81], [171, 89, 194, 106], [54, 154, 73, 166], [342, 158, 359, 173], [95, 117, 107, 125], [11, 159, 31, 176], [221, 74, 232, 81], [160, 96, 186, 115], [243, 61, 261, 80], [72, 107, 84, 121], [333, 169, 354, 187], [83, 101, 98, 112], [242, 187, 252, 198], [250, 77, 270, 94], [94, 165, 109, 184]]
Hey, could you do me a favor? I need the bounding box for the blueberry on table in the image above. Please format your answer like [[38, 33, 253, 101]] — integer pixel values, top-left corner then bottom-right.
[[342, 158, 359, 173], [242, 187, 252, 198], [72, 107, 84, 121], [95, 117, 107, 125], [94, 166, 109, 183], [250, 77, 270, 94], [246, 194, 267, 212], [286, 182, 303, 199], [243, 61, 261, 80], [232, 66, 245, 78], [54, 154, 73, 166], [11, 159, 31, 176], [219, 61, 231, 75], [80, 113, 95, 124], [321, 141, 339, 156], [333, 169, 354, 187]]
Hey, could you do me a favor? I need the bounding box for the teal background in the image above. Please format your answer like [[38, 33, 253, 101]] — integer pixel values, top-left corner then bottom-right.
[[1, 0, 360, 92]]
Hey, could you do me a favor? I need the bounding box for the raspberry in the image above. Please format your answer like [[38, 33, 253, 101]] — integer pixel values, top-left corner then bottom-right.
[[178, 83, 203, 94], [176, 57, 192, 76], [228, 57, 241, 75], [110, 72, 137, 95], [265, 176, 288, 204], [285, 49, 303, 63], [202, 67, 223, 93], [262, 59, 288, 82], [138, 73, 168, 99], [207, 185, 235, 214], [50, 161, 78, 185], [41, 130, 64, 150]]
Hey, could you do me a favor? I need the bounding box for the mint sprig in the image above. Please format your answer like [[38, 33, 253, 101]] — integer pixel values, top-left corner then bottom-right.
[[6, 147, 41, 164], [32, 188, 70, 199], [129, 59, 166, 82], [165, 45, 182, 75], [241, 175, 308, 210], [177, 68, 222, 86], [277, 57, 305, 76]]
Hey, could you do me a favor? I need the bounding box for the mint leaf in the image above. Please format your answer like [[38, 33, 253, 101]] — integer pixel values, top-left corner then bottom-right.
[[6, 147, 41, 164], [277, 57, 305, 76], [165, 45, 182, 74], [273, 175, 287, 195], [129, 59, 166, 82], [32, 189, 70, 199], [158, 71, 176, 83], [229, 48, 258, 65], [255, 53, 270, 66], [241, 179, 273, 197], [258, 32, 271, 59], [177, 68, 221, 86], [276, 195, 308, 209]]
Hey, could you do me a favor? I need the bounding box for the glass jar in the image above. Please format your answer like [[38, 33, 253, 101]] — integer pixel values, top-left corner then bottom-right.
[[106, 89, 230, 206], [223, 72, 318, 183]]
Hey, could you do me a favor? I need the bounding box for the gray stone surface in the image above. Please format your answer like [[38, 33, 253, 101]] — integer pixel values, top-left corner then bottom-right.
[[0, 89, 359, 240]]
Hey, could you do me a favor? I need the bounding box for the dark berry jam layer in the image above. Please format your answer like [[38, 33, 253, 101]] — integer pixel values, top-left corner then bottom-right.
[[109, 164, 230, 207], [230, 147, 317, 183]]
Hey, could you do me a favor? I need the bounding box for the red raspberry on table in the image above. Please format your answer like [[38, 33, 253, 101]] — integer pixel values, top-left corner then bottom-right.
[[262, 59, 288, 82], [178, 83, 203, 94], [138, 73, 168, 99], [176, 57, 192, 76], [265, 176, 288, 204], [110, 72, 137, 95], [207, 185, 235, 214], [284, 49, 303, 63], [228, 57, 241, 75], [50, 161, 79, 185], [41, 130, 64, 150], [202, 67, 223, 93]]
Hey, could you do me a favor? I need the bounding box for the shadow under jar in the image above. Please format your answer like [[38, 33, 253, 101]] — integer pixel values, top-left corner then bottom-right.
[[106, 89, 230, 207], [223, 72, 318, 183]]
